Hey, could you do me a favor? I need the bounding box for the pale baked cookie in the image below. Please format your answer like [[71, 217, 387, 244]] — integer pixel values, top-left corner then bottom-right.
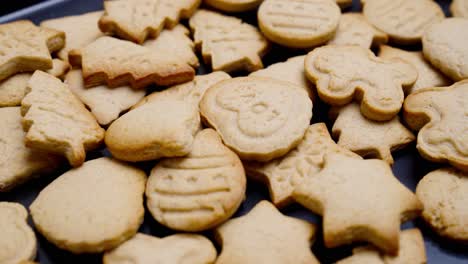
[[189, 9, 269, 73], [258, 0, 341, 48], [0, 59, 70, 107], [379, 45, 451, 94], [363, 0, 444, 44], [294, 153, 423, 254], [0, 107, 59, 192], [422, 18, 468, 81], [66, 69, 146, 126], [250, 55, 315, 101], [215, 200, 319, 264], [331, 103, 415, 165], [30, 157, 146, 253], [451, 0, 468, 18], [99, 0, 201, 44], [244, 123, 360, 207], [146, 129, 246, 231], [337, 229, 426, 264], [417, 168, 468, 242], [21, 71, 105, 167], [40, 11, 103, 65], [205, 0, 263, 12], [0, 20, 65, 81], [305, 45, 417, 121], [78, 36, 195, 89], [106, 72, 230, 162], [403, 81, 468, 172], [0, 203, 36, 264], [103, 233, 217, 264], [143, 25, 199, 68], [200, 77, 312, 162], [327, 13, 388, 49]]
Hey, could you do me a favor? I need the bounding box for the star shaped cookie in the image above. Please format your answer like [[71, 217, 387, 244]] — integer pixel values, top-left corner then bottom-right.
[[215, 200, 319, 264], [244, 123, 360, 207], [294, 153, 422, 254]]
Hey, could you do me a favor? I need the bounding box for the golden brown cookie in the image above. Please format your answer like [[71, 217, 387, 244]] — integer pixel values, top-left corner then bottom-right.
[[204, 0, 263, 12], [244, 123, 360, 207], [200, 77, 312, 161], [0, 20, 65, 81], [99, 0, 201, 43], [215, 200, 319, 264], [363, 0, 444, 44], [21, 71, 105, 167], [257, 0, 341, 48], [146, 129, 246, 231], [403, 80, 468, 171], [189, 9, 269, 73], [78, 36, 195, 89], [331, 103, 415, 165], [294, 153, 423, 254], [305, 45, 417, 121], [103, 233, 217, 264], [30, 157, 146, 254]]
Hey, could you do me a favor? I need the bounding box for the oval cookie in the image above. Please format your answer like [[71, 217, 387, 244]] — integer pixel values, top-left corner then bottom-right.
[[30, 157, 146, 253], [205, 0, 263, 12], [146, 129, 246, 231], [257, 0, 341, 48], [200, 77, 312, 161], [0, 202, 36, 264], [416, 168, 468, 242], [422, 18, 468, 81], [364, 0, 444, 44]]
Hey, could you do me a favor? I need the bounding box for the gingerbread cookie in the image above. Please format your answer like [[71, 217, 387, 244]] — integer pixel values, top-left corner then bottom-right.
[[328, 13, 388, 49], [200, 77, 312, 161], [146, 129, 246, 231], [189, 9, 269, 73], [21, 71, 105, 167], [66, 69, 145, 126], [99, 0, 200, 43], [0, 203, 36, 264], [422, 18, 468, 81], [294, 153, 422, 254], [305, 45, 417, 121], [403, 80, 468, 171], [40, 11, 103, 65], [103, 233, 217, 264], [244, 123, 360, 207], [106, 72, 230, 162], [0, 20, 65, 81], [143, 25, 199, 68], [215, 200, 319, 264], [30, 157, 146, 253], [205, 0, 263, 12], [379, 45, 450, 94], [78, 36, 195, 89], [416, 168, 468, 242], [0, 107, 59, 192], [364, 0, 444, 44], [0, 58, 70, 107], [258, 0, 341, 48], [451, 0, 468, 18], [331, 103, 415, 165]]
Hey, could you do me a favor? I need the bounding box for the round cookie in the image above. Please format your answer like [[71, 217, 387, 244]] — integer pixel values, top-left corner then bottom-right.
[[0, 202, 36, 264], [422, 18, 468, 81], [30, 157, 147, 253], [146, 129, 246, 231], [257, 0, 341, 48], [200, 77, 312, 161], [364, 0, 444, 44], [205, 0, 263, 12], [451, 0, 468, 18], [416, 168, 468, 242]]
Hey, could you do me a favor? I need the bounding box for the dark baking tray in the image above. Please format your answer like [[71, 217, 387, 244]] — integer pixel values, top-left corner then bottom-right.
[[0, 0, 466, 263]]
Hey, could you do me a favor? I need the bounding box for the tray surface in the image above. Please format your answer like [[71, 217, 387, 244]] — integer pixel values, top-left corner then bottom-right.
[[0, 0, 466, 263]]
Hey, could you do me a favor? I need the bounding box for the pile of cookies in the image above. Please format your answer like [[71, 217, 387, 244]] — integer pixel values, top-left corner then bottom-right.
[[0, 0, 467, 263]]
